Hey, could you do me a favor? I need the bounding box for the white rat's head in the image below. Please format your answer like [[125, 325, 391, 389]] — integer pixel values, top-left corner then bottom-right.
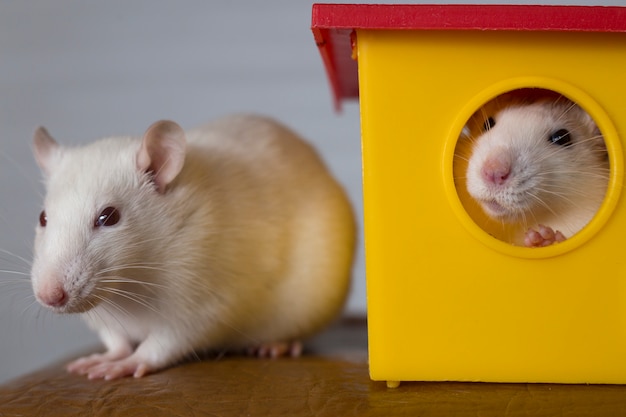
[[464, 98, 608, 227], [31, 121, 186, 313]]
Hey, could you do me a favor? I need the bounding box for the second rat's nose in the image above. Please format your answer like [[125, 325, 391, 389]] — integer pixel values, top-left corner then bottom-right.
[[482, 155, 511, 186]]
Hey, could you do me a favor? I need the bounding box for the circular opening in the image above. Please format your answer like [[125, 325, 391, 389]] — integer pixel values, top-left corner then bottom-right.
[[447, 82, 621, 258]]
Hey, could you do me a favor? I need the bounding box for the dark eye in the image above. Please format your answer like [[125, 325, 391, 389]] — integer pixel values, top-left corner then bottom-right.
[[549, 129, 572, 147], [39, 210, 47, 227], [94, 207, 120, 228], [483, 117, 496, 131]]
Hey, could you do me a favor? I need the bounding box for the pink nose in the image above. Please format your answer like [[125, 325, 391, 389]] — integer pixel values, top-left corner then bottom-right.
[[481, 156, 511, 186], [37, 284, 68, 308]]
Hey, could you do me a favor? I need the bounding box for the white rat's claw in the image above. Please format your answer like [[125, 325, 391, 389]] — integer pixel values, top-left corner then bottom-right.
[[133, 363, 150, 378]]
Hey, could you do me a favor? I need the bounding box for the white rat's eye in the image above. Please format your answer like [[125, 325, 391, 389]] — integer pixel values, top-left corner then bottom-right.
[[39, 210, 47, 227], [549, 129, 572, 147], [483, 117, 496, 131], [95, 206, 121, 228]]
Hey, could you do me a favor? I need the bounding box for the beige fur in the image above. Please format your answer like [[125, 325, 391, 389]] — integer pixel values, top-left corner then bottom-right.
[[31, 114, 356, 379]]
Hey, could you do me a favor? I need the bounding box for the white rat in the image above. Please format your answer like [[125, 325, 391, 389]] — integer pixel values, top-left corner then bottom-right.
[[30, 114, 356, 380], [456, 92, 609, 247]]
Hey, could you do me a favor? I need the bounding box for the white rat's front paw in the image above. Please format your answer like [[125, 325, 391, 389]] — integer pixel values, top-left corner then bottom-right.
[[66, 347, 132, 376], [524, 224, 566, 247], [68, 354, 153, 380], [83, 356, 152, 380], [247, 340, 303, 358], [67, 347, 154, 380]]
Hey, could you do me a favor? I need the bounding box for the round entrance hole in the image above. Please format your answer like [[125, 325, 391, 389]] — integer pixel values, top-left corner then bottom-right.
[[451, 87, 614, 253]]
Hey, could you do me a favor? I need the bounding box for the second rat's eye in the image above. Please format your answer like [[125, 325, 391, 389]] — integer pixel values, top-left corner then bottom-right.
[[39, 210, 47, 227], [549, 129, 572, 147], [483, 117, 496, 131], [95, 206, 121, 228]]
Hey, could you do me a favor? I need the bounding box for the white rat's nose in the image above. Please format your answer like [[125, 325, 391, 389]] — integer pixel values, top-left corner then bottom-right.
[[35, 279, 68, 308]]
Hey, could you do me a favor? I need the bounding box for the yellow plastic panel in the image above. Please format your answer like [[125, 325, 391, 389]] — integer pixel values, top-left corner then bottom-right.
[[358, 29, 626, 384]]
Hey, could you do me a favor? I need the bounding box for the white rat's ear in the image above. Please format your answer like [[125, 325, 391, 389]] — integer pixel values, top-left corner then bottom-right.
[[136, 120, 186, 193], [583, 109, 602, 137], [33, 126, 61, 177], [574, 105, 603, 138]]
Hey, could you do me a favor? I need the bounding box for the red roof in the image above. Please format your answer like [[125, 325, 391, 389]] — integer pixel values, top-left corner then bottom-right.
[[311, 4, 626, 110]]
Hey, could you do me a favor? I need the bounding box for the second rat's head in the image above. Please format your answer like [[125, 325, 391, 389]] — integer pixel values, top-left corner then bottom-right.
[[30, 121, 186, 314], [464, 98, 608, 225]]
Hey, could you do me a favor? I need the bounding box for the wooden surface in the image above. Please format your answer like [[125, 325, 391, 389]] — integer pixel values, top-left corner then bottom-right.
[[2, 319, 626, 416]]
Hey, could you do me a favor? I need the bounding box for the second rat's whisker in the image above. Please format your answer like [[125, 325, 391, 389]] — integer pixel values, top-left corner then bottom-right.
[[526, 191, 559, 219]]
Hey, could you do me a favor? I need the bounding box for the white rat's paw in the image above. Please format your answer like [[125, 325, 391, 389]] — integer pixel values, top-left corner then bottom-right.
[[67, 349, 153, 380], [524, 224, 566, 247], [66, 348, 131, 376], [247, 341, 303, 359], [83, 357, 152, 380]]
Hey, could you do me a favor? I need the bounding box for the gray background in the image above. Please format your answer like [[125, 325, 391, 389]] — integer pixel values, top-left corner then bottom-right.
[[0, 0, 621, 384]]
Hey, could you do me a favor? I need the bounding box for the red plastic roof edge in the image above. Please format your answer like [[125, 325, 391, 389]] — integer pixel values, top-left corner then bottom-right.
[[312, 4, 626, 32], [311, 4, 626, 109]]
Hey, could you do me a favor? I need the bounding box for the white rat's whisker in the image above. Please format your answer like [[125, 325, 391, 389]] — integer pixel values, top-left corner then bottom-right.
[[0, 248, 32, 268], [20, 302, 40, 319], [95, 286, 165, 319], [86, 297, 136, 342], [0, 270, 31, 283], [99, 284, 162, 306], [0, 270, 30, 277], [97, 265, 171, 278], [97, 267, 224, 308], [98, 277, 168, 291], [91, 293, 133, 322], [0, 149, 44, 199]]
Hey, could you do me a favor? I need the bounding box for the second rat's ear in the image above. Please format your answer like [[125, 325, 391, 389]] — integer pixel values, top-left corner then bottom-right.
[[137, 120, 187, 193], [33, 127, 61, 177]]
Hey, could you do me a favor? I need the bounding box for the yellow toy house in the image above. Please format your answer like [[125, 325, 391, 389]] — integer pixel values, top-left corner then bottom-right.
[[312, 4, 626, 386]]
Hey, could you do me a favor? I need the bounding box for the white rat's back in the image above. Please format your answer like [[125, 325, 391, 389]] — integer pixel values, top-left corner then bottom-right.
[[176, 114, 356, 345]]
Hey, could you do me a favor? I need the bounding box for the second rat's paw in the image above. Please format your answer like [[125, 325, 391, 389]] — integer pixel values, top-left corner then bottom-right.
[[524, 224, 566, 247], [246, 341, 303, 359]]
